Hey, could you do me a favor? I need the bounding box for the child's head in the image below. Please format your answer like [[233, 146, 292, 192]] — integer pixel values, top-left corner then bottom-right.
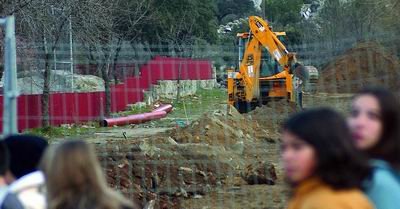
[[41, 140, 135, 209], [281, 108, 370, 189], [348, 87, 400, 168], [42, 140, 106, 196]]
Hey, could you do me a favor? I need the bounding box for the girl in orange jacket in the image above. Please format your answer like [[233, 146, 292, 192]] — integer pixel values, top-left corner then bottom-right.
[[281, 108, 374, 209]]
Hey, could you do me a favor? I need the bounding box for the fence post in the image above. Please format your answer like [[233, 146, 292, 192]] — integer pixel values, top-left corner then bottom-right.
[[1, 16, 18, 137]]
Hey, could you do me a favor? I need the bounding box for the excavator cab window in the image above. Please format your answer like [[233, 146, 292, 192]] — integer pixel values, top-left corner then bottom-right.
[[238, 37, 247, 65], [260, 33, 286, 77], [260, 48, 280, 77]]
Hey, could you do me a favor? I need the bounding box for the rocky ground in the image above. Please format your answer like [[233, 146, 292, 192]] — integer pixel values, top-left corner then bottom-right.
[[51, 41, 400, 209], [92, 99, 298, 209]]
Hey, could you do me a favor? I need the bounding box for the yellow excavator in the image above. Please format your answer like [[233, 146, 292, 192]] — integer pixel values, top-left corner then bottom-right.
[[227, 16, 318, 113]]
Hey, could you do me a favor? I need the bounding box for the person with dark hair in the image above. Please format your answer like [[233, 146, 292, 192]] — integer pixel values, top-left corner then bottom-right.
[[282, 108, 373, 209], [348, 87, 400, 209], [1, 135, 48, 209], [0, 141, 10, 205]]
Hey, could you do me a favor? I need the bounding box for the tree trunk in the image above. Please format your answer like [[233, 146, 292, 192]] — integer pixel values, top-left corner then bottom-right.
[[41, 35, 51, 127], [101, 63, 111, 117], [112, 38, 122, 85]]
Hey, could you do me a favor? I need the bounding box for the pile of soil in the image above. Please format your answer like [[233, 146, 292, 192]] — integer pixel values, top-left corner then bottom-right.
[[246, 100, 297, 138], [171, 104, 265, 145], [98, 102, 292, 208], [318, 41, 400, 93], [97, 139, 223, 209]]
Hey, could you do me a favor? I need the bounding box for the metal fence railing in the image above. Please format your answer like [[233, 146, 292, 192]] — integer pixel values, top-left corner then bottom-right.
[[1, 33, 400, 208]]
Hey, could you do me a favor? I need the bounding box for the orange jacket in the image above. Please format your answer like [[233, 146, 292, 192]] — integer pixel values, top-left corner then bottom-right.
[[287, 178, 374, 209]]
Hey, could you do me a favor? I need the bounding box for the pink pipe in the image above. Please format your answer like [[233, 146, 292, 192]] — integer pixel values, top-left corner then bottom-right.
[[102, 111, 167, 127], [152, 104, 173, 113]]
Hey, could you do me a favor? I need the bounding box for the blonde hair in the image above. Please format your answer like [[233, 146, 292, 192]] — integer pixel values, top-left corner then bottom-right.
[[41, 140, 136, 209]]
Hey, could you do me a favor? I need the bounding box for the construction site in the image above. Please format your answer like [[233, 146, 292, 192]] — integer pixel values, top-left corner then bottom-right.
[[43, 40, 398, 208], [1, 0, 400, 208]]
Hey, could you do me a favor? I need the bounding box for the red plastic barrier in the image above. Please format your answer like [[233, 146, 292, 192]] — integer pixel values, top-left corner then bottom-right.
[[0, 56, 212, 132], [101, 111, 167, 127], [152, 104, 173, 113]]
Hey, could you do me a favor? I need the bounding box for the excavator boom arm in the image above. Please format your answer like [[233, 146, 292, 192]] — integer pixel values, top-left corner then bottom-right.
[[248, 16, 294, 67]]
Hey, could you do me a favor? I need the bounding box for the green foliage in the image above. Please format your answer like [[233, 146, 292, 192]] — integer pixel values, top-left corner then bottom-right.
[[216, 0, 256, 23], [262, 0, 303, 27], [142, 0, 218, 45], [261, 0, 304, 45]]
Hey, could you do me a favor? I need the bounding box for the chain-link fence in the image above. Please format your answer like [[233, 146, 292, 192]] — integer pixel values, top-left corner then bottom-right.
[[1, 31, 400, 208]]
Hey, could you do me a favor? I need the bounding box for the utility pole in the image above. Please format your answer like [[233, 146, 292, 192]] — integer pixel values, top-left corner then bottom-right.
[[0, 16, 18, 136], [69, 15, 74, 91]]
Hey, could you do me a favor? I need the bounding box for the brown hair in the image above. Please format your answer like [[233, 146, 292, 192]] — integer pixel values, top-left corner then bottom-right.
[[354, 87, 400, 169], [283, 108, 371, 189], [41, 140, 139, 209]]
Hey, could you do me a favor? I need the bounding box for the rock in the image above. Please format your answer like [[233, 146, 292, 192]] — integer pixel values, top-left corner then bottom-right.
[[143, 200, 156, 209], [196, 170, 207, 177], [178, 167, 194, 173], [223, 176, 247, 186], [139, 141, 161, 157], [243, 162, 277, 185], [227, 186, 242, 191], [166, 137, 178, 145], [193, 194, 203, 199], [60, 124, 73, 129], [9, 70, 105, 94], [177, 187, 188, 198], [230, 141, 244, 154]]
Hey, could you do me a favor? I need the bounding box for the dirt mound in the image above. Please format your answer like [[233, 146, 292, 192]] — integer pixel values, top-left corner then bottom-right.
[[318, 41, 400, 93], [246, 100, 297, 138], [98, 139, 226, 209], [171, 104, 274, 146], [97, 103, 289, 208], [171, 101, 296, 146]]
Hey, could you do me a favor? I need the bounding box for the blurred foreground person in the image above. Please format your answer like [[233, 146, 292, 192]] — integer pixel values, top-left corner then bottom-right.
[[2, 135, 48, 209], [348, 87, 400, 209], [282, 108, 373, 209], [0, 141, 10, 205], [41, 140, 140, 209]]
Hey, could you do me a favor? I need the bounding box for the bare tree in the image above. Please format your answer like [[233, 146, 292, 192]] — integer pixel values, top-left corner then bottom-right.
[[8, 0, 117, 126], [81, 0, 153, 117]]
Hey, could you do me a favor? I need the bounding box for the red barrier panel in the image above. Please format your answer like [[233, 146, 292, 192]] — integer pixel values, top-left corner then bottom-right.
[[0, 56, 212, 133]]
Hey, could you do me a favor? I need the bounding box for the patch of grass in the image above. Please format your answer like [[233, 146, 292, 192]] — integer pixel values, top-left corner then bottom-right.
[[25, 121, 106, 140], [24, 88, 228, 138], [110, 103, 153, 118], [164, 88, 227, 120]]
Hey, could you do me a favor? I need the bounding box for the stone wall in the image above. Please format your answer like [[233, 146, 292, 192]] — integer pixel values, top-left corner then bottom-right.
[[144, 79, 218, 104]]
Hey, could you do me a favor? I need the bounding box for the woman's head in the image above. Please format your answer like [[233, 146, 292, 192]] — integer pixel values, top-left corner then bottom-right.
[[348, 87, 400, 168], [43, 140, 105, 195], [42, 140, 134, 209], [281, 108, 370, 189]]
